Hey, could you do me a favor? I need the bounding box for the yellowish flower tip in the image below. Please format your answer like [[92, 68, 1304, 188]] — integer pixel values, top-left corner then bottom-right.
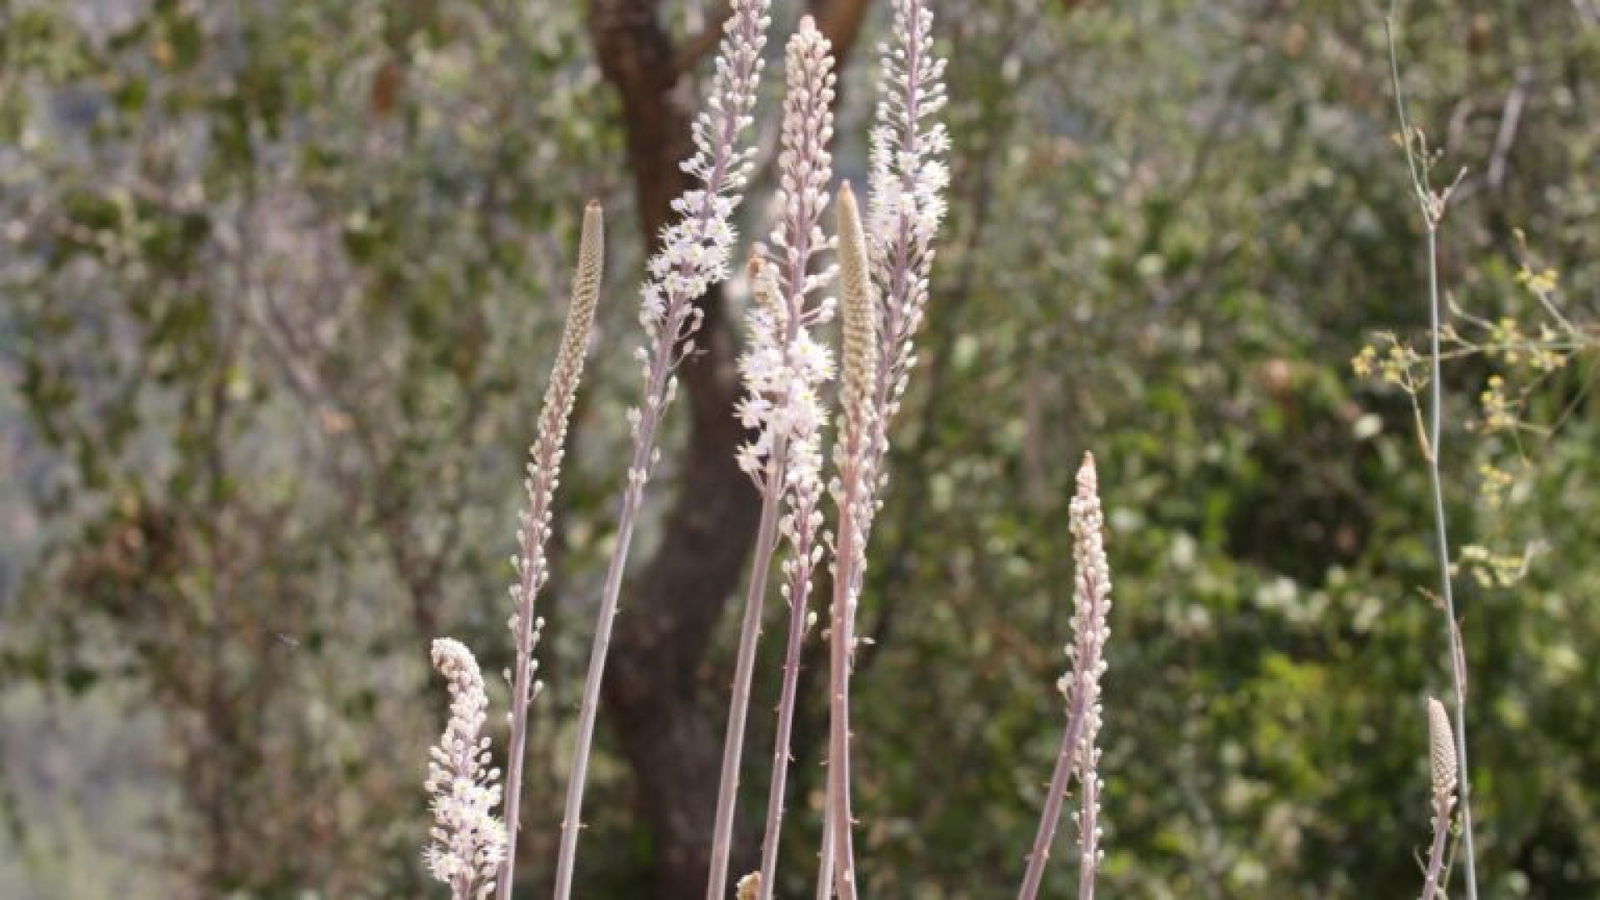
[[745, 253, 785, 332], [563, 201, 605, 357], [836, 181, 876, 431], [736, 871, 761, 900], [533, 201, 604, 453], [1078, 451, 1097, 493], [1426, 696, 1457, 801], [576, 201, 605, 299]]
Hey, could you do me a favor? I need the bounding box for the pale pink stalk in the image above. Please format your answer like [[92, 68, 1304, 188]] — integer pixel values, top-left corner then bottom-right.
[[496, 202, 604, 900], [553, 3, 771, 896], [811, 5, 948, 892], [1019, 455, 1112, 900], [702, 18, 839, 900], [820, 182, 875, 900], [759, 458, 825, 900], [816, 812, 835, 900], [1075, 754, 1102, 900], [808, 7, 949, 896]]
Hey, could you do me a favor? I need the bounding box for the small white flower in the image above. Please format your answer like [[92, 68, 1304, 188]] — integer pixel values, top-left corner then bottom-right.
[[424, 639, 508, 899]]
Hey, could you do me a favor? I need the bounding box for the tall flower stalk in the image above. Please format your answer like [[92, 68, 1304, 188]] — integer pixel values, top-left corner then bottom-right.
[[553, 2, 771, 896], [1019, 454, 1113, 900], [424, 639, 509, 900], [701, 16, 839, 900], [1420, 697, 1459, 900], [820, 181, 876, 900], [497, 201, 604, 900], [1385, 9, 1478, 898], [816, 2, 948, 893]]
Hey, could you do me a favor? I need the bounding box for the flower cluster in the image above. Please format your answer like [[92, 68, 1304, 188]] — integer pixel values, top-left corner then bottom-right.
[[1019, 453, 1115, 900], [424, 639, 508, 900], [827, 180, 881, 623], [864, 0, 951, 498], [735, 15, 838, 498], [716, 22, 839, 899], [736, 257, 832, 487], [1064, 453, 1112, 891], [638, 0, 771, 349]]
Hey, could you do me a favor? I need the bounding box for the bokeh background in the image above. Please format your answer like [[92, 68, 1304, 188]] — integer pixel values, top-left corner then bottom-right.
[[2, 0, 1597, 897]]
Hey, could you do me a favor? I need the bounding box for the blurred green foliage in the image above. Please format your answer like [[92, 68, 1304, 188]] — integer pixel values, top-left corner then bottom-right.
[[2, 0, 1596, 898]]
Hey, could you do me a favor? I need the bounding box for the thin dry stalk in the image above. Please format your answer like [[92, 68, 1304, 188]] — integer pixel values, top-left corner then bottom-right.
[[552, 3, 771, 895], [812, 1, 949, 891], [1019, 454, 1112, 900], [1385, 10, 1478, 899], [820, 182, 875, 900], [497, 201, 604, 900], [709, 19, 838, 898]]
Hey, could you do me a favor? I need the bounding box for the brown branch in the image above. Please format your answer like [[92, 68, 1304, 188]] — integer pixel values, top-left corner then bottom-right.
[[810, 0, 870, 69], [674, 2, 731, 75]]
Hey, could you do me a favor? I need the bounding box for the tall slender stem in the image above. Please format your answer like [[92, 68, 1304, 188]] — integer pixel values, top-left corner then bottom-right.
[[553, 335, 670, 898], [706, 453, 787, 899], [499, 201, 602, 900], [820, 182, 875, 900], [1019, 456, 1110, 900], [825, 478, 862, 900], [735, 21, 837, 892], [815, 812, 835, 900], [500, 461, 551, 899], [1425, 225, 1477, 898], [758, 492, 821, 898], [552, 2, 769, 892], [1386, 10, 1478, 896], [1017, 700, 1091, 900]]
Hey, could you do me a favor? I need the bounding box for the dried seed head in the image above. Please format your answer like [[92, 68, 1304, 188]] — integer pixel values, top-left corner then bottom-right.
[[837, 181, 876, 435], [1427, 696, 1457, 802], [736, 872, 761, 900]]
